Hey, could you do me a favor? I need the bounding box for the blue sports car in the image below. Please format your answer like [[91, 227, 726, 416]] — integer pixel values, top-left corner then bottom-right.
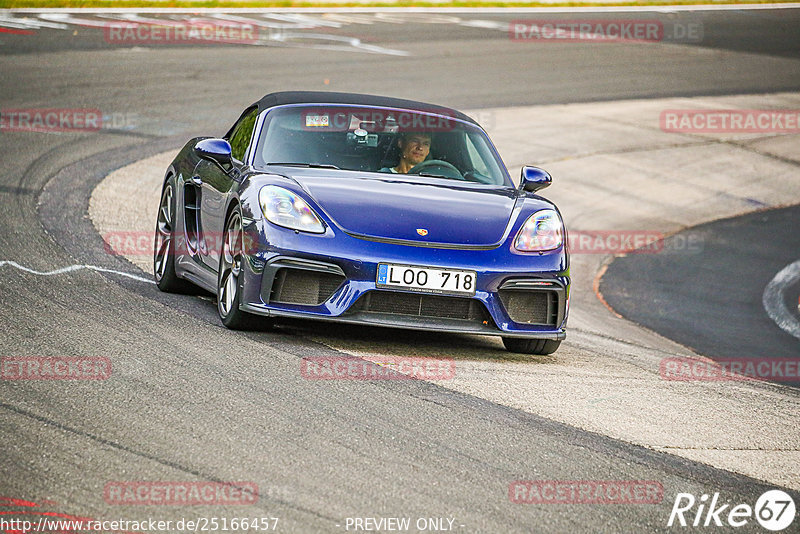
[[154, 92, 569, 354]]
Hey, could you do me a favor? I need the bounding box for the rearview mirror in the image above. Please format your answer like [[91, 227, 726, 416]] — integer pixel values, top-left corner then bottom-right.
[[195, 138, 232, 167], [520, 166, 552, 193]]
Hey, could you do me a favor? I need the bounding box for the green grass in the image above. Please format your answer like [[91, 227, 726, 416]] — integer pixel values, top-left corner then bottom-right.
[[1, 0, 796, 8]]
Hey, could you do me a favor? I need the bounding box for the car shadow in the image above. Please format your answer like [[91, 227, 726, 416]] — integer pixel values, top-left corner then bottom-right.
[[273, 317, 558, 364]]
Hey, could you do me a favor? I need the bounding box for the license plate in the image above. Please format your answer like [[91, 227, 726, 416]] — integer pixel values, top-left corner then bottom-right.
[[376, 263, 477, 296]]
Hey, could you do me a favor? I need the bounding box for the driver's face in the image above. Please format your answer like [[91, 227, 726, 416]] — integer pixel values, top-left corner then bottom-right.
[[400, 134, 431, 166]]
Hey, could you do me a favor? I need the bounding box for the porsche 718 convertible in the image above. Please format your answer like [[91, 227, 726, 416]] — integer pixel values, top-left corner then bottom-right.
[[154, 92, 569, 354]]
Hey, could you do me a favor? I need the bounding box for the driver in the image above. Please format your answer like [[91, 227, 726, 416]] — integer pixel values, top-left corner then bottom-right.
[[380, 132, 431, 173]]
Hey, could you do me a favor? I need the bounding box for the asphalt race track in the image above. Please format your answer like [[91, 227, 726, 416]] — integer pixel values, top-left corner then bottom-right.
[[601, 205, 800, 381], [1, 7, 799, 534]]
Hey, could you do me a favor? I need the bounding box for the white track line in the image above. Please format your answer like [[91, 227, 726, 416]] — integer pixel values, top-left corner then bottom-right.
[[0, 260, 153, 284], [261, 31, 409, 55], [4, 4, 800, 14], [37, 13, 113, 28], [0, 14, 67, 29], [210, 13, 332, 29], [762, 259, 800, 341], [0, 12, 409, 56]]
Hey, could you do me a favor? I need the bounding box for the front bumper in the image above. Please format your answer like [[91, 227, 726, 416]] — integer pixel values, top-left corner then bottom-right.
[[238, 219, 569, 339]]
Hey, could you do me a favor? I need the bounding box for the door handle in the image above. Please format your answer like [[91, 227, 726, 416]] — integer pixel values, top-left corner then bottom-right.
[[190, 175, 203, 186]]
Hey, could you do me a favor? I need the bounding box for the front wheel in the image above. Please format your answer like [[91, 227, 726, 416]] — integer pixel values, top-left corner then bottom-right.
[[502, 338, 561, 355], [217, 209, 260, 330], [154, 178, 193, 293]]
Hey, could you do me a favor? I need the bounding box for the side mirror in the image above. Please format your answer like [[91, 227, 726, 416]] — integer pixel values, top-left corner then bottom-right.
[[195, 138, 232, 167], [520, 166, 552, 193]]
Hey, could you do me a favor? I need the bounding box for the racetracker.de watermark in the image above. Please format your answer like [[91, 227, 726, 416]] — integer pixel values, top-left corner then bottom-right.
[[106, 230, 704, 257], [1, 356, 111, 380], [509, 480, 663, 504], [300, 107, 459, 133], [660, 110, 800, 133], [301, 356, 456, 380], [103, 231, 259, 258], [0, 109, 137, 133], [103, 22, 258, 45], [568, 230, 703, 255], [104, 482, 259, 506], [510, 19, 702, 43], [660, 357, 800, 382], [1, 108, 101, 132]]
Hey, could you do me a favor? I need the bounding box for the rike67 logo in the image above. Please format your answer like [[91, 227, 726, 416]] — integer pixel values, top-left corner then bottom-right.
[[668, 490, 796, 531]]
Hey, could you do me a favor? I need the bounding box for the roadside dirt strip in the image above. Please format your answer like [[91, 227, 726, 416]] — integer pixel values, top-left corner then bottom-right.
[[92, 92, 800, 490]]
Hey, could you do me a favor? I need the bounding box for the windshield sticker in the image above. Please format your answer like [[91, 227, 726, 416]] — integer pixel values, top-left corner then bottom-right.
[[305, 114, 330, 127]]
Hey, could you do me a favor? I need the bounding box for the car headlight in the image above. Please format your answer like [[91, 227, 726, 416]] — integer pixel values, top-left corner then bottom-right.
[[514, 209, 564, 252], [259, 186, 325, 234]]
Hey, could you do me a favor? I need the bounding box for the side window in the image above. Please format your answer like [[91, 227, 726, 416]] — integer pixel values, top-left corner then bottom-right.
[[228, 108, 258, 163], [465, 133, 490, 175]]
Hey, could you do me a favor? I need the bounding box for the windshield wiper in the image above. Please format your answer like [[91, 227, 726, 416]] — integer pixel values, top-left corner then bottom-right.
[[266, 162, 340, 170]]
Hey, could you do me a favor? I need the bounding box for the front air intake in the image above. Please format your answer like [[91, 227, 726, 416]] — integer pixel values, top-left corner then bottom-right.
[[352, 291, 490, 322], [269, 268, 344, 306]]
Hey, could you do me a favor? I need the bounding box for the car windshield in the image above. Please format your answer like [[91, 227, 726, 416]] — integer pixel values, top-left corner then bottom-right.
[[253, 104, 511, 186]]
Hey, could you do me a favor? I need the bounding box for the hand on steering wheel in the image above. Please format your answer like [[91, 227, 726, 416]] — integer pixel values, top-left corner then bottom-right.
[[408, 159, 464, 180]]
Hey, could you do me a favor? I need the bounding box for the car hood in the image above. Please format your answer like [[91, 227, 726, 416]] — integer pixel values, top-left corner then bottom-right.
[[272, 167, 520, 247]]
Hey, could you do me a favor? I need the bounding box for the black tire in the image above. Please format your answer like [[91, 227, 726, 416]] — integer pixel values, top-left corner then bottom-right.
[[154, 178, 193, 293], [217, 207, 262, 330], [502, 337, 561, 355]]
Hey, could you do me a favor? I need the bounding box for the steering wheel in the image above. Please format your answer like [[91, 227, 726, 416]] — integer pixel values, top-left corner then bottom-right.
[[408, 159, 464, 180]]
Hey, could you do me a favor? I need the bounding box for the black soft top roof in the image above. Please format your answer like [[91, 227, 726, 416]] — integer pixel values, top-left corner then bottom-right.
[[254, 91, 477, 124]]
